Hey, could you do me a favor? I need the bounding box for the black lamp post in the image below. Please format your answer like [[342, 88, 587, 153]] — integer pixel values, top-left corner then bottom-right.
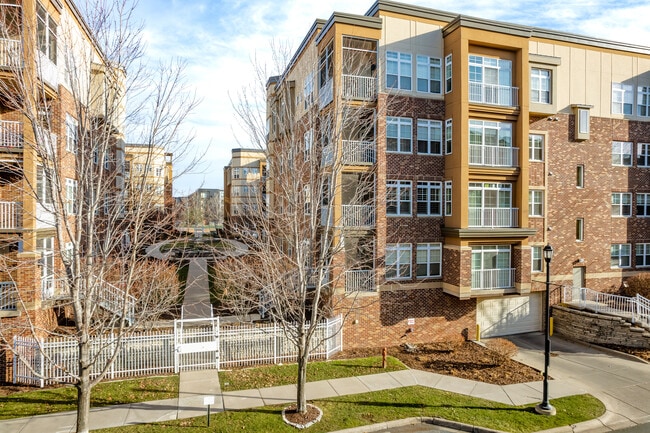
[[536, 244, 556, 415]]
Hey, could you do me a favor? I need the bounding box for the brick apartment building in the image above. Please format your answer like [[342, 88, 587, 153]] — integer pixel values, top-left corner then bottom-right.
[[223, 148, 266, 232], [266, 0, 650, 348], [125, 143, 173, 213]]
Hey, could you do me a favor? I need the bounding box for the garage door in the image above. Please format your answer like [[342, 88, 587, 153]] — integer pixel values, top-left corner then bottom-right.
[[477, 294, 542, 338]]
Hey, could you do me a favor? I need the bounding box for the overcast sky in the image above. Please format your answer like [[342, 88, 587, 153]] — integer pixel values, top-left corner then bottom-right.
[[133, 0, 650, 196]]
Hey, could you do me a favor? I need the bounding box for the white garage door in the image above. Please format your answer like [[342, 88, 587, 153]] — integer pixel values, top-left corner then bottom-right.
[[477, 294, 542, 338]]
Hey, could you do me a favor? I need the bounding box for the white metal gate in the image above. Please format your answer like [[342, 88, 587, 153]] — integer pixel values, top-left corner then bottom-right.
[[173, 317, 220, 372]]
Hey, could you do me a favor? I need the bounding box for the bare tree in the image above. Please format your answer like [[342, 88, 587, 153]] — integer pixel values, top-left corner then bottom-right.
[[0, 1, 199, 432], [219, 36, 380, 417]]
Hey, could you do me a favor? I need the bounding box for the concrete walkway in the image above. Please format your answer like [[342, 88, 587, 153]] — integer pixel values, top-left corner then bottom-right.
[[181, 258, 212, 320]]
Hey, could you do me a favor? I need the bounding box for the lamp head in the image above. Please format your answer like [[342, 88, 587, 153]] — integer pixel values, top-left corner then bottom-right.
[[543, 244, 554, 262]]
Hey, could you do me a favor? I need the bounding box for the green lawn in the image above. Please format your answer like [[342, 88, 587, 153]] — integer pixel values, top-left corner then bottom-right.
[[94, 387, 605, 433]]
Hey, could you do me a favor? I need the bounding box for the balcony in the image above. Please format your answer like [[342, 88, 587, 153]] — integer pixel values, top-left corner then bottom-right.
[[0, 201, 21, 229], [469, 207, 518, 228], [342, 75, 376, 101], [469, 83, 519, 107], [341, 204, 374, 228], [0, 38, 20, 69], [0, 120, 23, 148], [342, 140, 375, 165], [0, 281, 18, 311], [345, 269, 375, 292], [471, 268, 515, 290], [470, 145, 519, 167]]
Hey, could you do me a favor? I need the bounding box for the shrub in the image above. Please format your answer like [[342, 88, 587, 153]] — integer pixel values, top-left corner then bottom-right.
[[485, 338, 518, 361], [620, 273, 650, 299]]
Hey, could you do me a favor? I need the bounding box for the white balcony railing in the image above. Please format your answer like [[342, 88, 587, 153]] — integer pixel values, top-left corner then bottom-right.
[[0, 201, 21, 229], [469, 145, 519, 167], [342, 140, 375, 165], [319, 79, 333, 109], [471, 268, 515, 290], [345, 270, 375, 292], [0, 38, 21, 68], [0, 120, 23, 148], [0, 281, 18, 311], [469, 207, 518, 228], [342, 75, 377, 100], [469, 82, 519, 107], [341, 204, 375, 228]]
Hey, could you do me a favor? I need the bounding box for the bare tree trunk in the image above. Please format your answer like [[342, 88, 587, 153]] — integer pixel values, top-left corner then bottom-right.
[[296, 332, 308, 413], [76, 341, 91, 433]]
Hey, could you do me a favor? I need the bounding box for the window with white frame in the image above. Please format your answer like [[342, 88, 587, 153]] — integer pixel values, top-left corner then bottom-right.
[[303, 73, 314, 108], [155, 166, 163, 177], [469, 120, 513, 165], [416, 55, 441, 94], [445, 54, 452, 93], [612, 83, 633, 115], [531, 68, 551, 103], [471, 245, 512, 289], [36, 166, 52, 204], [66, 178, 77, 214], [529, 134, 543, 161], [469, 183, 513, 226], [37, 3, 57, 64], [445, 119, 452, 154], [612, 141, 633, 166], [469, 55, 513, 105], [386, 117, 412, 153], [611, 243, 631, 268], [37, 236, 54, 296], [417, 181, 442, 216], [637, 193, 650, 217], [65, 115, 77, 153], [636, 243, 650, 267], [386, 180, 411, 216], [444, 180, 452, 216], [531, 246, 542, 272], [529, 190, 544, 217], [576, 165, 584, 188], [386, 243, 412, 280], [386, 51, 411, 90], [612, 192, 632, 217], [232, 167, 240, 179], [416, 243, 442, 278], [319, 42, 333, 89], [417, 119, 442, 155], [576, 218, 584, 241], [637, 143, 650, 167], [304, 129, 313, 160], [638, 86, 650, 117]]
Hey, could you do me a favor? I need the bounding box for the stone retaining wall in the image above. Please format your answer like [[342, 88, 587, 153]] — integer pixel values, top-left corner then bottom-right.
[[552, 305, 650, 349]]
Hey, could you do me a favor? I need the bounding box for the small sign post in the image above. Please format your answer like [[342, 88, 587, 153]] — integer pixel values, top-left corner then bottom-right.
[[204, 396, 215, 426]]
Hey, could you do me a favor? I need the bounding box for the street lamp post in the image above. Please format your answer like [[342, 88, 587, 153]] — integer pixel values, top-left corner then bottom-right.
[[536, 244, 556, 416]]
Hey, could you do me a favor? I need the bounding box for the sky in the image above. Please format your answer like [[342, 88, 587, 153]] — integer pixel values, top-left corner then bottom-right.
[[133, 0, 650, 196]]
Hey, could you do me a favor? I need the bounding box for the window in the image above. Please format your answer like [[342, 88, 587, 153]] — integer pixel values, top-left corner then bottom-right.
[[304, 129, 313, 160], [637, 143, 650, 167], [636, 243, 650, 267], [416, 119, 442, 155], [469, 55, 513, 105], [232, 168, 240, 179], [445, 54, 452, 93], [37, 237, 54, 297], [469, 183, 513, 226], [576, 218, 584, 241], [445, 119, 452, 154], [37, 3, 57, 64], [471, 245, 512, 289], [417, 243, 442, 278], [529, 134, 543, 161], [303, 186, 311, 215], [531, 246, 542, 273], [386, 180, 411, 216], [319, 42, 333, 89], [612, 141, 633, 166], [416, 55, 441, 94], [65, 115, 77, 153], [638, 86, 650, 117], [575, 106, 590, 140], [468, 120, 513, 166], [303, 73, 314, 108], [611, 243, 631, 268], [155, 166, 163, 177], [36, 166, 52, 204], [417, 181, 442, 216], [612, 83, 633, 115], [576, 165, 584, 188], [386, 51, 411, 90], [444, 181, 452, 216], [529, 190, 544, 217], [637, 193, 650, 217], [531, 68, 551, 104], [66, 178, 78, 214], [612, 192, 632, 217], [386, 117, 412, 153], [386, 243, 412, 280]]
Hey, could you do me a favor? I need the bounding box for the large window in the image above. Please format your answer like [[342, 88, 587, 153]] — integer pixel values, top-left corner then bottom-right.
[[639, 86, 650, 117], [531, 246, 542, 273], [416, 55, 441, 94], [36, 166, 52, 205], [386, 51, 411, 90], [471, 245, 512, 289], [37, 3, 57, 64], [386, 180, 411, 216], [612, 141, 633, 166], [416, 243, 442, 278], [531, 68, 551, 103], [612, 83, 633, 115], [611, 243, 631, 268], [66, 178, 78, 214], [612, 192, 632, 217], [386, 243, 411, 280], [66, 115, 78, 153], [319, 42, 333, 89], [469, 120, 513, 166], [636, 243, 650, 267], [529, 134, 543, 162], [637, 193, 650, 217], [417, 119, 442, 155], [386, 117, 412, 153], [469, 182, 513, 227], [529, 190, 544, 217], [469, 55, 512, 105], [638, 143, 650, 167], [417, 181, 442, 216]]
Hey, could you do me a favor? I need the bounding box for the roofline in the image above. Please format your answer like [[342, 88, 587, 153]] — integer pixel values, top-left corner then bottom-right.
[[273, 19, 326, 89], [314, 12, 382, 45], [231, 148, 266, 154]]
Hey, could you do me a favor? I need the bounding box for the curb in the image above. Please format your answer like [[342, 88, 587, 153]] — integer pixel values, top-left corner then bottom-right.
[[554, 334, 649, 364], [327, 416, 509, 433]]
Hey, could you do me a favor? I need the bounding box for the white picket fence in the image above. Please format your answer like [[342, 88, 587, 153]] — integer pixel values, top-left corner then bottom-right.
[[563, 287, 650, 327], [13, 315, 343, 387]]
